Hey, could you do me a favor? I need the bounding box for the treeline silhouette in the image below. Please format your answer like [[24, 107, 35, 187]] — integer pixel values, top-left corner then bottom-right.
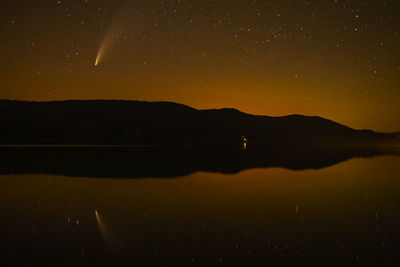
[[0, 100, 399, 144]]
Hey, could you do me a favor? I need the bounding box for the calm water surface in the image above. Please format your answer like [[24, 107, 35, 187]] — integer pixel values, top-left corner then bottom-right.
[[1, 146, 400, 266]]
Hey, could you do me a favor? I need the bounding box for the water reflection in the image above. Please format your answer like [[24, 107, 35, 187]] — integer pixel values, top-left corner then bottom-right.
[[1, 145, 400, 265], [0, 144, 399, 178]]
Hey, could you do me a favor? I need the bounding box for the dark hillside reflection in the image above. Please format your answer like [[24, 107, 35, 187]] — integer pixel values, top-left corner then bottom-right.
[[0, 144, 399, 178]]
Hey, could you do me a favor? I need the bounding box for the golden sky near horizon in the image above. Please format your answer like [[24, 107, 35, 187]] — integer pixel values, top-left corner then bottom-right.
[[1, 0, 399, 131]]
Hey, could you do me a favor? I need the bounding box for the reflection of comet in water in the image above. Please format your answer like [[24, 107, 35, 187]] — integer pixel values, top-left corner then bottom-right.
[[95, 209, 122, 254], [95, 210, 109, 240]]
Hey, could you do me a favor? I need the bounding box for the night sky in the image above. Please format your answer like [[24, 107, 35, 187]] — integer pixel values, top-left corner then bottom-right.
[[1, 0, 399, 131]]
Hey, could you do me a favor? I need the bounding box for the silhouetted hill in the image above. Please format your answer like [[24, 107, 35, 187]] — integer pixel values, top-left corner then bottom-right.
[[0, 100, 399, 144]]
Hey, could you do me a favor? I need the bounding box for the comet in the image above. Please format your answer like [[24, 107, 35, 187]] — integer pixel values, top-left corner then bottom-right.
[[94, 4, 140, 67], [94, 56, 100, 67], [94, 25, 114, 67]]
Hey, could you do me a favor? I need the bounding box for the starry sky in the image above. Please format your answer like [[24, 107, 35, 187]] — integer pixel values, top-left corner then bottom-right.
[[1, 0, 399, 131]]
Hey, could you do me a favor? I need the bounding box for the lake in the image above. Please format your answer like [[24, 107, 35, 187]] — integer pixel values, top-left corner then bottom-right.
[[1, 144, 400, 266]]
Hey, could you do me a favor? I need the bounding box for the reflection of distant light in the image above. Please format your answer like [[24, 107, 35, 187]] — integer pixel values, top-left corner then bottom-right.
[[242, 136, 247, 150]]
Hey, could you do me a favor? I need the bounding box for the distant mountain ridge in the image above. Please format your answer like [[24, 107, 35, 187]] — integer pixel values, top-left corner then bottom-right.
[[0, 99, 399, 144]]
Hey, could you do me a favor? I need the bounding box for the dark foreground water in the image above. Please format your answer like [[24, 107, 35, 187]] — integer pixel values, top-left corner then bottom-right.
[[1, 144, 400, 266]]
